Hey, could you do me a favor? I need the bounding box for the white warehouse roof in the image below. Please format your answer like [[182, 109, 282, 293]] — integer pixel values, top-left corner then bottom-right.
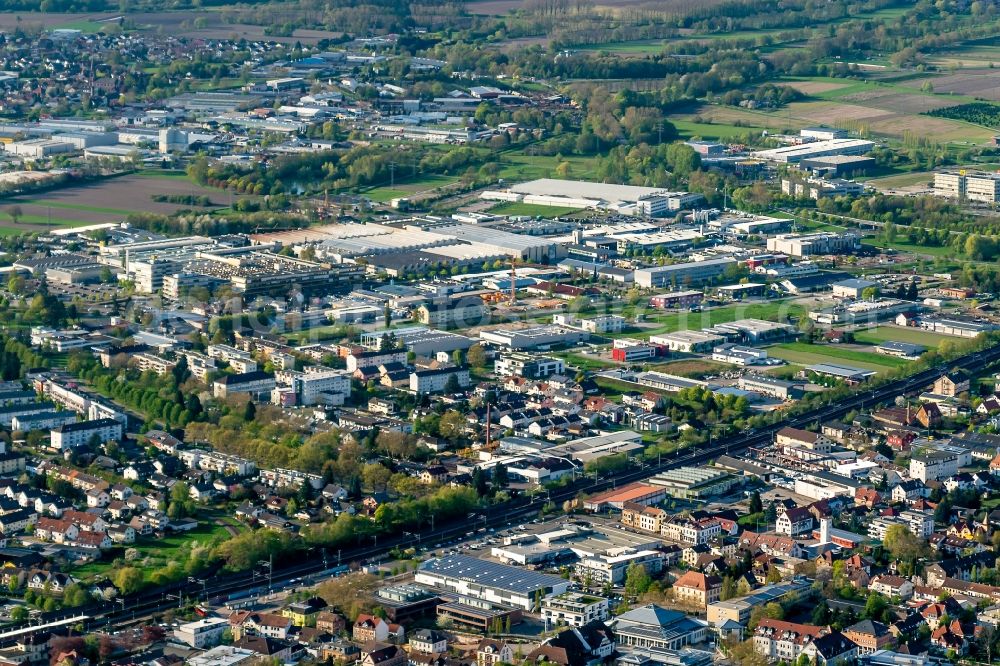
[[751, 139, 875, 163], [509, 178, 689, 202]]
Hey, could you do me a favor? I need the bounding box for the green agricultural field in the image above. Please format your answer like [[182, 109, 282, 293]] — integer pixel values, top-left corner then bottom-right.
[[54, 19, 105, 33], [862, 171, 935, 189], [18, 199, 137, 216], [864, 239, 955, 258], [768, 343, 903, 372], [776, 341, 911, 368], [854, 5, 910, 18], [673, 120, 766, 141], [852, 326, 956, 348], [685, 27, 795, 42], [497, 153, 601, 182], [676, 79, 996, 144], [579, 40, 667, 55], [2, 214, 88, 228], [488, 202, 583, 217]]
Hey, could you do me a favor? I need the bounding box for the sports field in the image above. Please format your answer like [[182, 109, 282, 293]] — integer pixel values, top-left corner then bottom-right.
[[363, 174, 460, 203]]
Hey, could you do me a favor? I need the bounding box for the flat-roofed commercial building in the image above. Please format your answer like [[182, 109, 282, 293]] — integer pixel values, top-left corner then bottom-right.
[[752, 139, 875, 164], [175, 617, 230, 649], [495, 352, 565, 379], [482, 179, 703, 218], [794, 473, 859, 501], [416, 299, 488, 329], [635, 371, 712, 393], [359, 326, 475, 355], [935, 170, 1000, 203], [574, 550, 666, 586], [435, 599, 521, 631], [809, 298, 913, 326], [542, 592, 609, 628], [649, 331, 725, 353], [738, 375, 806, 400], [766, 232, 861, 257], [582, 482, 666, 511], [646, 467, 739, 500], [184, 251, 363, 297], [548, 430, 645, 463], [634, 258, 737, 288], [705, 319, 797, 344], [649, 290, 704, 309], [415, 554, 569, 611], [781, 176, 865, 200], [918, 316, 998, 338], [479, 326, 587, 350], [422, 222, 564, 263]]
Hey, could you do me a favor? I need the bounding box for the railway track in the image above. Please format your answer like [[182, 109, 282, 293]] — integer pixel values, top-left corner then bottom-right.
[[8, 342, 1000, 644]]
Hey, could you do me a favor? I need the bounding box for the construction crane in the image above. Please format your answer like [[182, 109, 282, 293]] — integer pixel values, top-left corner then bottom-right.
[[483, 402, 498, 451], [508, 257, 519, 305]]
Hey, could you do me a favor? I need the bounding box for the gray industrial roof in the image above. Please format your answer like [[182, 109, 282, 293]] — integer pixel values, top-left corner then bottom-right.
[[418, 554, 565, 592]]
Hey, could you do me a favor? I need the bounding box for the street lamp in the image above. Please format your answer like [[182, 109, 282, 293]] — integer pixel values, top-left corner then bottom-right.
[[255, 556, 273, 594], [188, 577, 207, 602]]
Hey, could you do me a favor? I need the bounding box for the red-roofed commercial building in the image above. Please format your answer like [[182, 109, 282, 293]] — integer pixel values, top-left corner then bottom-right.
[[583, 483, 666, 512]]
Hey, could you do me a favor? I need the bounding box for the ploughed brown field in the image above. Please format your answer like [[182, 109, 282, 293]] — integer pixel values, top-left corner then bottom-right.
[[0, 173, 244, 231]]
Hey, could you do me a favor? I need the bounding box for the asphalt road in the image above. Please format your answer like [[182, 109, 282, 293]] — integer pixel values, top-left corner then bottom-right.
[[13, 341, 1000, 642]]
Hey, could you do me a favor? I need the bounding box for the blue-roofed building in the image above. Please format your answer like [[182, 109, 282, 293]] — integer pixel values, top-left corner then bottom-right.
[[415, 554, 569, 611], [608, 604, 709, 650]]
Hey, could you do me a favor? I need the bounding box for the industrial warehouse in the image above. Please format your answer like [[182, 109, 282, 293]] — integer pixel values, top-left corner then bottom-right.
[[481, 178, 705, 217]]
